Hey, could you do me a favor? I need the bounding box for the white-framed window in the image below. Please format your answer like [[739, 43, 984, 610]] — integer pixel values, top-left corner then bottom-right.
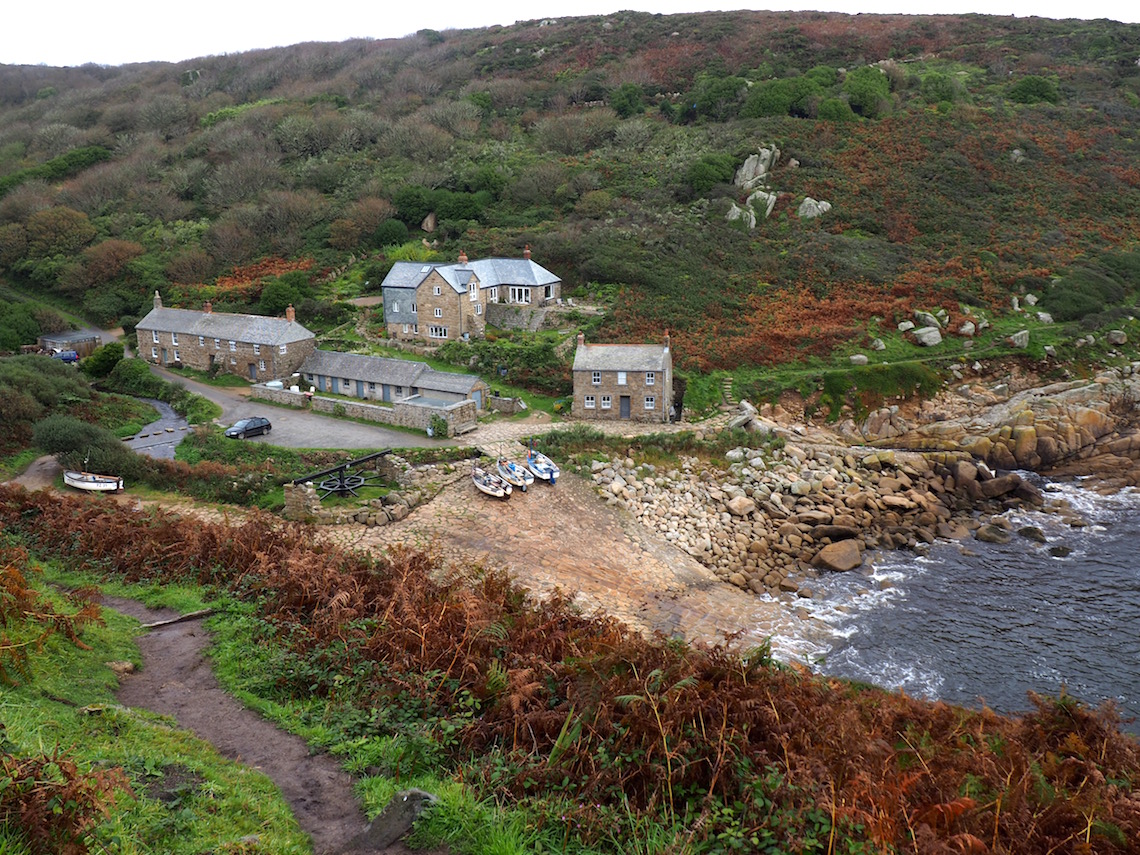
[[601, 395, 612, 409], [258, 360, 266, 371], [151, 347, 157, 360], [433, 285, 441, 296], [392, 300, 399, 313], [343, 378, 351, 389], [509, 286, 531, 304], [617, 371, 627, 385], [434, 307, 443, 318], [396, 386, 404, 395], [646, 371, 655, 386], [214, 338, 220, 349], [368, 382, 376, 391], [152, 330, 159, 344], [411, 302, 416, 313], [645, 396, 655, 410], [429, 325, 448, 339], [584, 395, 595, 409], [412, 324, 418, 333], [475, 304, 483, 315], [198, 336, 205, 347], [591, 371, 601, 386], [229, 357, 236, 365], [253, 344, 261, 355], [228, 340, 236, 352], [173, 349, 180, 361], [171, 332, 178, 345], [305, 374, 313, 382], [402, 324, 409, 333], [279, 344, 287, 355], [489, 287, 498, 303], [469, 282, 477, 301]]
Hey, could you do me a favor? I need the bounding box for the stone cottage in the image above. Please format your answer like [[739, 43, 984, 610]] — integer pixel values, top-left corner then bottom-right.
[[298, 349, 489, 409], [571, 332, 673, 422], [135, 292, 316, 381]]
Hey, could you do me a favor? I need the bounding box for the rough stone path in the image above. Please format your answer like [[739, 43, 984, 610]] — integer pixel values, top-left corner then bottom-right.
[[109, 597, 382, 854], [326, 467, 802, 649]]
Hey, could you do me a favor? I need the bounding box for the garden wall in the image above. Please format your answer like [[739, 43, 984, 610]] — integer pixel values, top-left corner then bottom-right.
[[252, 385, 476, 437]]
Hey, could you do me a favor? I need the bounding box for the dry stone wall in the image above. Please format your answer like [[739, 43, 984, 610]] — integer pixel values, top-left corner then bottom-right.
[[253, 385, 475, 435]]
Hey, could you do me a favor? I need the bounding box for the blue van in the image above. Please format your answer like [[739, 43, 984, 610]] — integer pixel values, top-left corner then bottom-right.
[[51, 350, 80, 363]]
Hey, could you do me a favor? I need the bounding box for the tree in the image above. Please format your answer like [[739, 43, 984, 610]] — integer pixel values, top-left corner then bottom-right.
[[24, 207, 96, 259], [81, 341, 124, 378], [843, 66, 891, 118], [817, 98, 857, 122], [609, 83, 645, 119], [259, 278, 306, 316]]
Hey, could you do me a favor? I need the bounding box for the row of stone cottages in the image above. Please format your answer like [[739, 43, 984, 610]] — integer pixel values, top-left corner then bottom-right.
[[134, 249, 675, 424]]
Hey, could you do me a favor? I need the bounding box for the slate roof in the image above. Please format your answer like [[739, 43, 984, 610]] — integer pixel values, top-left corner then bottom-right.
[[417, 368, 483, 394], [380, 257, 560, 297], [137, 307, 314, 345], [573, 343, 671, 373], [299, 350, 483, 395]]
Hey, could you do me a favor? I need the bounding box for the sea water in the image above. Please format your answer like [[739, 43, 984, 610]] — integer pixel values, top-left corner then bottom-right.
[[771, 478, 1140, 735]]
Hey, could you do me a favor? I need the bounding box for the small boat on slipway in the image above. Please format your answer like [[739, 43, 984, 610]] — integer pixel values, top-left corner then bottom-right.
[[524, 447, 560, 485], [64, 470, 124, 492], [496, 456, 534, 492], [472, 465, 512, 499]]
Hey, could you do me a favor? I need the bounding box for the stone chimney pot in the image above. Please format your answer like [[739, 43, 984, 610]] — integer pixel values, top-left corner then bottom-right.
[[286, 304, 296, 322]]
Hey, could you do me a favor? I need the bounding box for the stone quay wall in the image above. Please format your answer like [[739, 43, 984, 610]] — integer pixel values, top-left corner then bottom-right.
[[253, 385, 476, 436]]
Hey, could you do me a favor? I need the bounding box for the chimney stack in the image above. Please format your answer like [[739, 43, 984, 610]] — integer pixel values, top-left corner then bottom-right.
[[203, 301, 212, 314], [153, 290, 163, 310], [458, 249, 468, 265], [577, 332, 585, 347], [663, 329, 670, 352], [285, 304, 296, 323], [523, 244, 531, 260]]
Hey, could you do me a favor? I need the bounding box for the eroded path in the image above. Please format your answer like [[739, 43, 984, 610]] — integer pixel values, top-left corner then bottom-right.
[[108, 597, 435, 855]]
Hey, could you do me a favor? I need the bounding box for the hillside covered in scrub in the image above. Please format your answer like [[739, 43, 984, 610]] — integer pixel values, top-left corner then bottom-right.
[[1, 10, 1139, 379]]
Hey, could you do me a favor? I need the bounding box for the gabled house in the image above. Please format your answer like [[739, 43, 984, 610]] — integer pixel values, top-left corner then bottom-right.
[[298, 349, 489, 409], [381, 247, 560, 344], [571, 332, 673, 423], [136, 292, 316, 381]]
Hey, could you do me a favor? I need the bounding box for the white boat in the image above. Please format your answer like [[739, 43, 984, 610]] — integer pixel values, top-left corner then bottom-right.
[[472, 465, 512, 499], [525, 449, 560, 485], [64, 470, 124, 492], [497, 457, 534, 492]]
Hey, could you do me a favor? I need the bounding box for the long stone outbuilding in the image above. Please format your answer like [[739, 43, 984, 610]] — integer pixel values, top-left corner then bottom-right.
[[136, 292, 316, 382]]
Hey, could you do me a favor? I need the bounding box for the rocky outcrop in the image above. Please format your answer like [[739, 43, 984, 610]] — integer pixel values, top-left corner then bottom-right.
[[880, 366, 1140, 472], [797, 197, 832, 218]]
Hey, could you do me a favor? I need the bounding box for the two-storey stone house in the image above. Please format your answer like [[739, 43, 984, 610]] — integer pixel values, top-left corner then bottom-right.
[[571, 332, 673, 423], [381, 247, 560, 344], [135, 292, 316, 381]]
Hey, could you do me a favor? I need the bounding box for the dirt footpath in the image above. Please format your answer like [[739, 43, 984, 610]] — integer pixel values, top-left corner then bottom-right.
[[327, 469, 796, 649]]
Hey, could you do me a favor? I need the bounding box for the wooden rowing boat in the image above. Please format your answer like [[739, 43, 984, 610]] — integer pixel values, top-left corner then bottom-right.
[[64, 470, 124, 492]]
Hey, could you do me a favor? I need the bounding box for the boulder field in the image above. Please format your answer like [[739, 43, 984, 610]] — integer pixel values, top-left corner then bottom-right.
[[590, 441, 1051, 598], [588, 364, 1140, 598]]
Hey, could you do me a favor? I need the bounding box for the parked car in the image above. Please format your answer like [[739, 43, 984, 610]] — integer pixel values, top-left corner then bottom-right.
[[51, 350, 79, 363], [224, 416, 272, 439]]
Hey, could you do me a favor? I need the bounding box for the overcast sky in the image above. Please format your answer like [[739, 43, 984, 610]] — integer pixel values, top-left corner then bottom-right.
[[3, 0, 1136, 67]]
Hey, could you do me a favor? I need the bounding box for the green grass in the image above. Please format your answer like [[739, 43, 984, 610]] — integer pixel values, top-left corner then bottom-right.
[[161, 365, 252, 388], [3, 563, 309, 855], [0, 448, 44, 480]]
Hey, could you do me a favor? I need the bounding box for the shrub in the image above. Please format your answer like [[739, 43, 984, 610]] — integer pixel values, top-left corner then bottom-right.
[[1008, 75, 1059, 104], [32, 413, 141, 477], [81, 341, 124, 379], [843, 66, 891, 117], [685, 152, 737, 197], [816, 97, 857, 122]]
